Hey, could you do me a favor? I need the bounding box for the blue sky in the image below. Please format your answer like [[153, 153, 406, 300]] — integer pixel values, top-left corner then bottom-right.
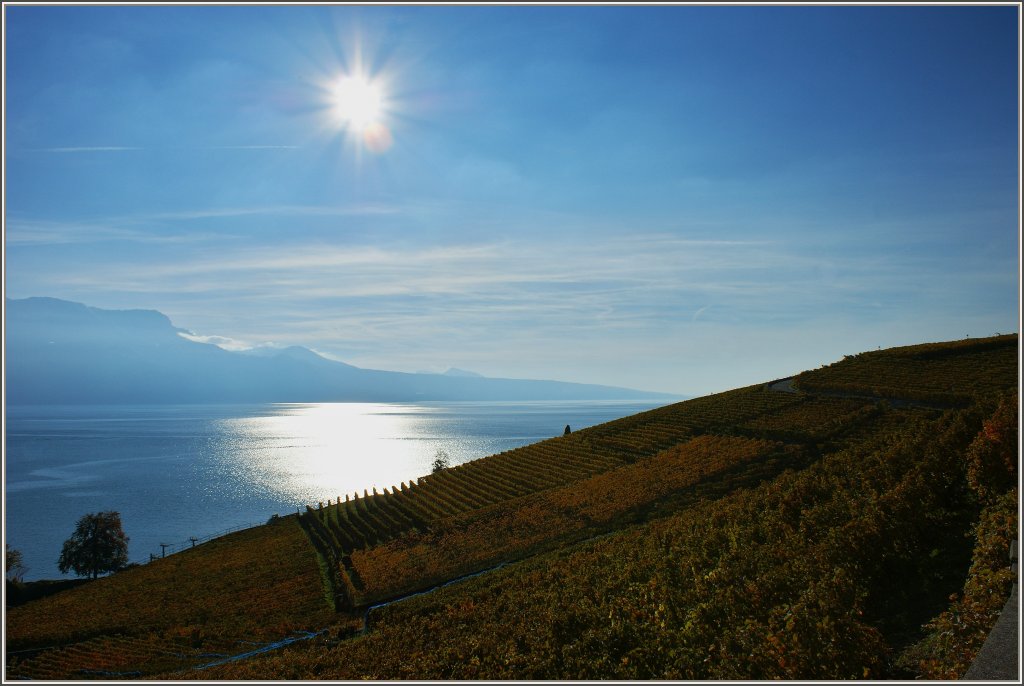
[[4, 4, 1019, 395]]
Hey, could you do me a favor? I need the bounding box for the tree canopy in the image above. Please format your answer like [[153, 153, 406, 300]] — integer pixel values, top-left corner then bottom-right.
[[6, 543, 27, 582], [58, 511, 130, 579], [431, 450, 450, 473]]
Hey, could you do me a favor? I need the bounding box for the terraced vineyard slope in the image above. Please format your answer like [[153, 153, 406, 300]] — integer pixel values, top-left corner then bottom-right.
[[5, 334, 1018, 680], [794, 334, 1017, 405], [299, 383, 812, 607], [5, 517, 337, 679], [196, 334, 1019, 680]]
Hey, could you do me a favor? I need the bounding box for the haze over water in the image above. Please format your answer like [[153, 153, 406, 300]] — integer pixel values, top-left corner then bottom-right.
[[5, 400, 665, 580]]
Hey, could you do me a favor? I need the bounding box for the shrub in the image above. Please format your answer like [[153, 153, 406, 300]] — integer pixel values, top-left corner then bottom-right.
[[965, 393, 1018, 503]]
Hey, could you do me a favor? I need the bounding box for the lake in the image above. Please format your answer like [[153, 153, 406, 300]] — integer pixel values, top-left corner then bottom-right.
[[4, 400, 668, 580]]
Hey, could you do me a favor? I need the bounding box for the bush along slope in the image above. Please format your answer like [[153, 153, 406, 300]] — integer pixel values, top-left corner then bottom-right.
[[896, 391, 1019, 678]]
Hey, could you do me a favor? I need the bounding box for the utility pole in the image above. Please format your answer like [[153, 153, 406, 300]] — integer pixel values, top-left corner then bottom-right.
[[160, 543, 168, 558], [190, 536, 198, 548]]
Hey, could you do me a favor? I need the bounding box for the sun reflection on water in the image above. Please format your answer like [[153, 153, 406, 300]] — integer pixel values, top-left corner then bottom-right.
[[212, 403, 450, 507]]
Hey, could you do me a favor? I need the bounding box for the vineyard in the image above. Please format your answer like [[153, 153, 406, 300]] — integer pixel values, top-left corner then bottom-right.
[[4, 333, 1018, 680], [301, 383, 805, 554], [192, 392, 1018, 680], [348, 435, 789, 604], [6, 633, 262, 680], [4, 517, 337, 679], [299, 382, 814, 608], [794, 334, 1018, 405]]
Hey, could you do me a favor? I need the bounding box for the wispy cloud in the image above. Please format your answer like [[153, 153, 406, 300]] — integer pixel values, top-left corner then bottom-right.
[[34, 146, 143, 153], [201, 145, 299, 150], [23, 227, 1012, 395], [4, 217, 228, 246], [4, 203, 401, 245], [42, 225, 972, 334], [28, 145, 300, 153], [177, 331, 260, 351], [141, 204, 400, 221], [47, 233, 886, 330]]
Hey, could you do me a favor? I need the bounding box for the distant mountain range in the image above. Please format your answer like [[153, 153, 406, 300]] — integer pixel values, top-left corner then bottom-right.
[[4, 297, 678, 404]]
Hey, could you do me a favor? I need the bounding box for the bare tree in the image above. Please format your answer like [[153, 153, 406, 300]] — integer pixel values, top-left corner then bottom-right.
[[6, 543, 27, 583]]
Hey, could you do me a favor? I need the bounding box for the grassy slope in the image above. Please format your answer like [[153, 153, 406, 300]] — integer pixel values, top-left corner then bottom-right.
[[4, 334, 1018, 680]]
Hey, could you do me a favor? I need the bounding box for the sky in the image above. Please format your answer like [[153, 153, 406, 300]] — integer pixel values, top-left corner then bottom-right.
[[3, 4, 1020, 396]]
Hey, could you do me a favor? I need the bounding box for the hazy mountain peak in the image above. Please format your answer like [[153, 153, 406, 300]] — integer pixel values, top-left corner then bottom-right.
[[6, 296, 677, 404], [8, 296, 175, 331]]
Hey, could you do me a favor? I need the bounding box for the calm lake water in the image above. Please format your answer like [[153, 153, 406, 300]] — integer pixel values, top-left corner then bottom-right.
[[4, 400, 667, 580]]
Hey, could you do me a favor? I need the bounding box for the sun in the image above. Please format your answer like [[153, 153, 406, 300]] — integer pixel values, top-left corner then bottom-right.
[[324, 70, 394, 153], [331, 75, 384, 133], [312, 45, 397, 155]]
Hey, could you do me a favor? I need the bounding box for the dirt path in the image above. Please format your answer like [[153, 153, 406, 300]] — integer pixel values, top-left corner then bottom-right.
[[766, 376, 955, 410], [768, 378, 798, 393]]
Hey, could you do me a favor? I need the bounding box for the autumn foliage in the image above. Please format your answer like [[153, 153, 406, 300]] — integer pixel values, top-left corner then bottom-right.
[[201, 406, 993, 679], [965, 392, 1018, 503], [5, 517, 333, 679], [350, 435, 785, 603]]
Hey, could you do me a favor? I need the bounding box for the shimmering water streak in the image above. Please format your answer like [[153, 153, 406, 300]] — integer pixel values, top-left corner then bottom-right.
[[4, 400, 666, 579], [209, 403, 444, 506]]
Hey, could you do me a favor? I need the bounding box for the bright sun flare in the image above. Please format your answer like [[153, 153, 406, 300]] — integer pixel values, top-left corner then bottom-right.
[[332, 75, 383, 132]]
